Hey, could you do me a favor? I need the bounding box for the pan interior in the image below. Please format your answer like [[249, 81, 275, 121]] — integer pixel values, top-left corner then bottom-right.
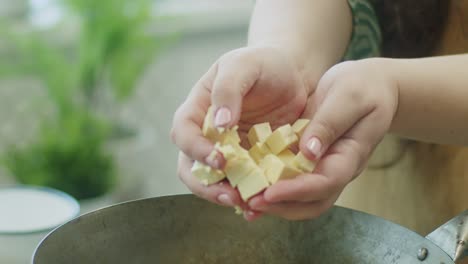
[[33, 195, 453, 264]]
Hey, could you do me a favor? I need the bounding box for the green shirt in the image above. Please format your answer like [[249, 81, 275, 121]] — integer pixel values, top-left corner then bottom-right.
[[343, 0, 382, 60]]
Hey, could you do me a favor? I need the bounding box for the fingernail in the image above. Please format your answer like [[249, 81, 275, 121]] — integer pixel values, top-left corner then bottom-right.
[[243, 210, 255, 219], [205, 152, 221, 169], [214, 107, 231, 128], [217, 194, 234, 207], [307, 137, 322, 159]]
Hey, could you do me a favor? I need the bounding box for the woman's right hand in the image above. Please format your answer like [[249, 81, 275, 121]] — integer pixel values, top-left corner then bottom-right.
[[170, 46, 312, 220]]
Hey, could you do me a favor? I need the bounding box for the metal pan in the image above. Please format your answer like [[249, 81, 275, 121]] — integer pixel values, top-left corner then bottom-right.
[[33, 194, 467, 264]]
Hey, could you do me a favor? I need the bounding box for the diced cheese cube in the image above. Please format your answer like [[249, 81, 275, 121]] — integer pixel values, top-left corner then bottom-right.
[[206, 146, 219, 162], [191, 161, 226, 186], [247, 122, 272, 146], [224, 157, 257, 187], [216, 144, 237, 160], [292, 119, 310, 138], [248, 142, 271, 164], [260, 154, 301, 184], [220, 126, 241, 145], [217, 143, 250, 160], [265, 124, 298, 154], [234, 205, 243, 215], [277, 149, 295, 165], [237, 167, 269, 201], [202, 106, 221, 141], [293, 152, 316, 173]]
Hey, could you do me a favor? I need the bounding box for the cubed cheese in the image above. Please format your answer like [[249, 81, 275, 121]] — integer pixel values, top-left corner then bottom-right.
[[218, 143, 250, 160], [292, 119, 310, 138], [277, 149, 295, 165], [265, 124, 298, 154], [260, 154, 301, 184], [220, 126, 241, 145], [247, 122, 272, 146], [191, 161, 226, 185], [237, 167, 269, 201], [293, 152, 316, 173], [224, 157, 257, 187], [248, 142, 271, 164], [234, 205, 243, 215], [216, 144, 237, 160], [202, 106, 221, 141]]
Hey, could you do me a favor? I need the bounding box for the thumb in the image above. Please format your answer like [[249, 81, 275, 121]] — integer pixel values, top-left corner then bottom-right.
[[300, 87, 369, 160], [211, 50, 261, 128]]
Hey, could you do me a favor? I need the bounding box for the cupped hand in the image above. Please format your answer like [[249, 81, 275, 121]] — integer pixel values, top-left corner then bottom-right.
[[248, 58, 400, 220], [170, 46, 310, 220]]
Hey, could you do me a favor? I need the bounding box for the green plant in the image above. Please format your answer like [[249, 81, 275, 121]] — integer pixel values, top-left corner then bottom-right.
[[5, 113, 114, 200], [0, 0, 169, 199]]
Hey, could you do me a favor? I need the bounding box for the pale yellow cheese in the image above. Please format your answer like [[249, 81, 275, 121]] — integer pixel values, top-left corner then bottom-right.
[[191, 161, 226, 186], [234, 205, 243, 215], [202, 106, 221, 141], [248, 142, 271, 164], [259, 154, 301, 184], [293, 151, 316, 173], [265, 124, 298, 154], [292, 119, 310, 138], [232, 144, 250, 158], [206, 145, 219, 163], [237, 167, 269, 201], [277, 149, 295, 165], [224, 157, 257, 187], [216, 144, 237, 160], [217, 143, 250, 161], [220, 125, 241, 145], [247, 122, 272, 146], [199, 110, 314, 198]]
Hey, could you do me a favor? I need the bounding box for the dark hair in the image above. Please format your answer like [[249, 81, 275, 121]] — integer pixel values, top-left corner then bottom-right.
[[374, 0, 451, 58]]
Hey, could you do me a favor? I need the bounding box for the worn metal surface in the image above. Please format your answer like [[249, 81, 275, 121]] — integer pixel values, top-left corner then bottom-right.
[[33, 195, 454, 264], [455, 221, 468, 261], [427, 210, 468, 262]]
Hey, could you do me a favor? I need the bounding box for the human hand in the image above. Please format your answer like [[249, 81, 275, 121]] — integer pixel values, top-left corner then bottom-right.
[[248, 58, 400, 220], [170, 46, 311, 220]]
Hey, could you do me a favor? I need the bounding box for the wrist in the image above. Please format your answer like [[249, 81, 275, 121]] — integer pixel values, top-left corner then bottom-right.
[[365, 57, 401, 128], [246, 44, 329, 95]]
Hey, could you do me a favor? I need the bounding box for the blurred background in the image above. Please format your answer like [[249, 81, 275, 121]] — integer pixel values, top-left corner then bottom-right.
[[0, 0, 254, 204], [0, 0, 253, 261]]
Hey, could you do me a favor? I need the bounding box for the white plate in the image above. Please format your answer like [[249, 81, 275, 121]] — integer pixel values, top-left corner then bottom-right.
[[0, 185, 80, 234]]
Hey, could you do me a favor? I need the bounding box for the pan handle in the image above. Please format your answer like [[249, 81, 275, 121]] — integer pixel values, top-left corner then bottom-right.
[[426, 210, 468, 262]]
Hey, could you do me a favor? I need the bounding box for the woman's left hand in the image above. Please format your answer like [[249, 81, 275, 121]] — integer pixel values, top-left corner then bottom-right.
[[248, 58, 400, 220]]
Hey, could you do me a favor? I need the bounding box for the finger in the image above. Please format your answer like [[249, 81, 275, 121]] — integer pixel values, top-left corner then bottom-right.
[[211, 49, 261, 128], [300, 82, 372, 160], [248, 195, 335, 221], [243, 210, 263, 222], [177, 152, 243, 207], [171, 65, 225, 169], [263, 134, 366, 203], [262, 173, 337, 203], [343, 108, 393, 175], [269, 111, 385, 204]]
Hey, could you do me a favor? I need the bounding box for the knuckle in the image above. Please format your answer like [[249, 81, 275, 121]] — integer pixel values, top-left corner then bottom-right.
[[220, 48, 257, 70], [170, 104, 193, 150], [345, 83, 366, 104], [314, 120, 339, 145]]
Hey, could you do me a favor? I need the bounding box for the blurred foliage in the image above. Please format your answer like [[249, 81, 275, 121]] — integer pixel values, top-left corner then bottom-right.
[[5, 113, 115, 199], [1, 0, 171, 199]]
